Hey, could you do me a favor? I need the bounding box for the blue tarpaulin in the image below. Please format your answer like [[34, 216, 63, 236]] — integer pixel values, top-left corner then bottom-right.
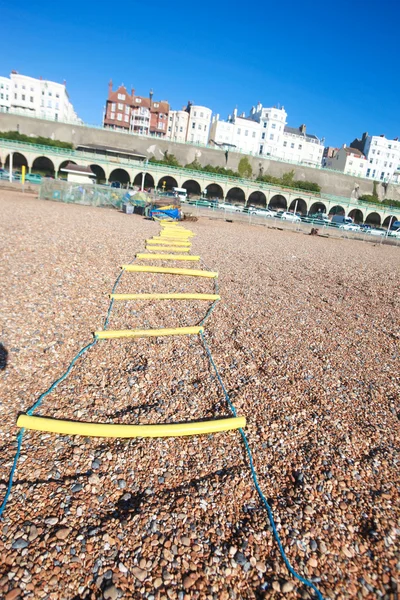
[[150, 209, 180, 220]]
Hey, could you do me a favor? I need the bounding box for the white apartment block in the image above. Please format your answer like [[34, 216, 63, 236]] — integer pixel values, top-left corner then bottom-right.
[[248, 103, 324, 165], [362, 135, 400, 182], [209, 109, 260, 154], [166, 110, 189, 142], [186, 103, 212, 145], [325, 145, 369, 177], [0, 71, 81, 123]]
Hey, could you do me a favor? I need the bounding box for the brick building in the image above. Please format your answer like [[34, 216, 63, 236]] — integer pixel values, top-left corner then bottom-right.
[[103, 81, 169, 137]]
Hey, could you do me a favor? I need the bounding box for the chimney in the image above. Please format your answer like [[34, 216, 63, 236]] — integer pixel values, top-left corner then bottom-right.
[[131, 87, 135, 98], [300, 124, 306, 134], [149, 88, 153, 107], [108, 79, 113, 94], [233, 107, 238, 120]]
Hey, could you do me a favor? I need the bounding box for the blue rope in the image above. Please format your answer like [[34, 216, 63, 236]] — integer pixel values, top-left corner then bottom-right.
[[0, 265, 127, 519], [200, 331, 324, 600], [0, 430, 24, 518]]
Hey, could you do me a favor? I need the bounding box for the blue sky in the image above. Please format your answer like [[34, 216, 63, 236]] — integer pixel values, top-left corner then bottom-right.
[[2, 0, 399, 147]]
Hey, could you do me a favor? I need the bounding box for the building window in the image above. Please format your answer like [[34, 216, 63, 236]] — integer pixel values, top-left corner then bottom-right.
[[48, 100, 52, 107], [124, 115, 129, 122], [384, 162, 387, 167], [245, 130, 248, 136], [299, 144, 302, 149], [180, 127, 183, 132], [192, 123, 195, 129], [135, 98, 142, 103], [263, 122, 267, 128], [117, 113, 122, 121], [380, 172, 385, 180], [154, 103, 159, 108], [252, 131, 256, 138], [348, 161, 353, 165], [237, 128, 241, 134], [389, 162, 392, 168], [117, 93, 125, 100], [200, 112, 203, 118], [22, 85, 26, 90], [111, 113, 115, 120], [168, 126, 171, 132], [22, 94, 26, 101], [262, 133, 265, 140], [193, 111, 197, 117], [56, 93, 59, 98], [290, 143, 294, 148], [14, 93, 17, 100], [198, 124, 201, 130], [49, 92, 52, 97], [0, 93, 3, 100], [283, 141, 287, 147], [204, 125, 207, 131], [259, 145, 264, 153], [118, 103, 123, 110], [272, 124, 276, 129], [55, 114, 58, 121], [369, 159, 373, 164], [30, 96, 34, 102], [366, 169, 371, 177]]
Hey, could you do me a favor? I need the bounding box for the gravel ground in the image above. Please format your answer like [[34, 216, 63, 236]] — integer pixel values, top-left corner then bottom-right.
[[0, 191, 399, 600]]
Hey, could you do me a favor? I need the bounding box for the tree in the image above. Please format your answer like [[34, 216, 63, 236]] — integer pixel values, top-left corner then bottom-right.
[[185, 159, 202, 171], [238, 157, 253, 178], [280, 170, 295, 186]]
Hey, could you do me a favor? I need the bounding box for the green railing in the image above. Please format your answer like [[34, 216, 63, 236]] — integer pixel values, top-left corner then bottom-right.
[[1, 137, 400, 213]]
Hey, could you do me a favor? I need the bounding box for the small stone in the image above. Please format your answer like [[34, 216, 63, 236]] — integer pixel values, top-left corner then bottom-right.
[[234, 551, 246, 566], [256, 561, 266, 573], [308, 557, 318, 568], [304, 505, 313, 515], [55, 528, 71, 540], [272, 581, 281, 592], [310, 540, 318, 551], [45, 517, 59, 526], [117, 480, 126, 489], [181, 536, 191, 546], [91, 460, 100, 470], [154, 578, 163, 588], [118, 562, 128, 574], [183, 573, 198, 589], [132, 567, 147, 582], [281, 581, 295, 593], [71, 483, 83, 493], [5, 589, 22, 600], [28, 525, 38, 541], [12, 538, 29, 549], [163, 548, 174, 561], [103, 584, 119, 600], [319, 540, 328, 554]]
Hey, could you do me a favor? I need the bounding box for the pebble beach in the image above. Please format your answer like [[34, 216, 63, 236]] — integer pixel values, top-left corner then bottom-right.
[[0, 190, 399, 600]]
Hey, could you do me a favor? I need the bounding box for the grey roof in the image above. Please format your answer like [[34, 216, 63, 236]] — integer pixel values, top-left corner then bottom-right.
[[77, 144, 147, 159], [61, 163, 94, 175], [284, 125, 319, 141]]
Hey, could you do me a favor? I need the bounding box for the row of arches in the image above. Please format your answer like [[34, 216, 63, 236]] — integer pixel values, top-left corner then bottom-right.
[[1, 153, 397, 227]]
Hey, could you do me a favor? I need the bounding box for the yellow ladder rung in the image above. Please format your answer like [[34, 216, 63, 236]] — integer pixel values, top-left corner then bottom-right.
[[146, 246, 191, 253], [17, 414, 246, 438], [94, 326, 203, 339], [110, 293, 221, 301], [136, 253, 200, 261], [148, 239, 191, 246], [121, 265, 217, 278]]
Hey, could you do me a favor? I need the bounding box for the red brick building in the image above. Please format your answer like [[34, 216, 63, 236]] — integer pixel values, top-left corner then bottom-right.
[[103, 81, 169, 137]]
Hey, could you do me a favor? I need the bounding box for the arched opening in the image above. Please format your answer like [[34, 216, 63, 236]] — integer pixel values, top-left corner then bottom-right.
[[365, 212, 381, 227], [383, 215, 398, 228], [31, 156, 55, 177], [328, 205, 346, 216], [133, 172, 155, 190], [348, 209, 364, 224], [288, 198, 307, 215], [309, 202, 327, 216], [269, 194, 287, 211], [110, 168, 131, 187], [182, 180, 202, 198], [90, 164, 107, 185], [157, 176, 178, 191], [205, 183, 224, 200], [58, 160, 77, 180], [5, 152, 28, 171], [226, 187, 246, 204], [248, 191, 267, 207]]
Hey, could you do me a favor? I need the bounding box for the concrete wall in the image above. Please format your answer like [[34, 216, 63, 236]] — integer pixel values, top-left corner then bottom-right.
[[2, 112, 400, 201]]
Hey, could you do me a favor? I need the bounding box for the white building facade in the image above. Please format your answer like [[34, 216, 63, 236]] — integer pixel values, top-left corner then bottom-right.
[[209, 109, 260, 154], [248, 103, 324, 166], [325, 145, 369, 177], [186, 104, 212, 145], [0, 71, 81, 123], [362, 135, 400, 182], [166, 110, 189, 142]]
